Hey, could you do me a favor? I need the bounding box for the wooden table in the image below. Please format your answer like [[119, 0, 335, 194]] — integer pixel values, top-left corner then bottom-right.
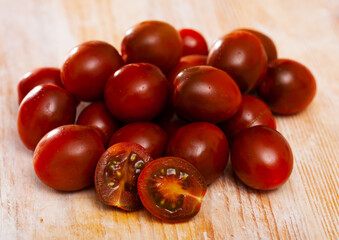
[[1, 0, 338, 239]]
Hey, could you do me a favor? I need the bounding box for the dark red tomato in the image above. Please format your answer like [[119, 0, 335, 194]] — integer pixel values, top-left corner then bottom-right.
[[239, 28, 277, 62], [179, 29, 209, 56], [33, 125, 105, 191], [219, 94, 276, 141], [17, 84, 77, 150], [17, 67, 63, 104], [108, 122, 167, 159], [258, 59, 317, 115], [121, 20, 182, 73], [154, 105, 188, 138], [173, 66, 241, 123], [76, 101, 121, 147], [207, 30, 268, 93], [166, 122, 229, 184], [95, 142, 153, 211], [167, 54, 207, 92], [231, 126, 293, 190], [138, 157, 207, 223], [104, 63, 169, 123], [61, 40, 124, 101]]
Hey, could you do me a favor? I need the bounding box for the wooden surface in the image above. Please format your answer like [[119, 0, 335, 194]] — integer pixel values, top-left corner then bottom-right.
[[1, 0, 339, 239]]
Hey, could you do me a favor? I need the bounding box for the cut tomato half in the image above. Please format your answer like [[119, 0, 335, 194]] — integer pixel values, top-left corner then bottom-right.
[[137, 157, 207, 222]]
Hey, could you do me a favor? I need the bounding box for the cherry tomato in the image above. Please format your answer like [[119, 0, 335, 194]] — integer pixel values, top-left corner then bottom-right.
[[207, 30, 268, 93], [166, 122, 229, 184], [95, 142, 153, 211], [258, 59, 317, 115], [173, 65, 241, 123], [108, 122, 167, 159], [121, 20, 182, 73], [231, 126, 293, 190], [17, 67, 63, 104], [154, 105, 188, 138], [219, 94, 276, 141], [137, 157, 207, 223], [33, 125, 105, 191], [238, 28, 277, 62], [61, 40, 124, 101], [17, 84, 77, 150], [104, 63, 169, 122], [179, 29, 209, 56], [167, 54, 207, 92], [76, 101, 121, 147]]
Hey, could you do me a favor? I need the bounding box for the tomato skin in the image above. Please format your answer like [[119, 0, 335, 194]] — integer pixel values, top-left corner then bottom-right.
[[104, 63, 169, 123], [238, 28, 277, 62], [166, 122, 229, 184], [108, 122, 167, 159], [95, 142, 153, 211], [231, 126, 293, 190], [258, 59, 317, 115], [167, 54, 207, 93], [33, 125, 105, 191], [207, 30, 268, 93], [219, 94, 276, 141], [76, 101, 121, 147], [17, 67, 63, 104], [61, 40, 124, 101], [173, 65, 241, 123], [154, 105, 188, 138], [17, 84, 77, 150], [137, 157, 207, 223], [121, 20, 182, 74], [179, 29, 209, 56]]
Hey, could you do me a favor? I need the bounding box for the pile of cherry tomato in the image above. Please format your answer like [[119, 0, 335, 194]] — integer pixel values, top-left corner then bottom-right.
[[17, 20, 316, 223]]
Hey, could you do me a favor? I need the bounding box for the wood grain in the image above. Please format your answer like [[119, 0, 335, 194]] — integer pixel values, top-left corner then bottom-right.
[[1, 0, 338, 239]]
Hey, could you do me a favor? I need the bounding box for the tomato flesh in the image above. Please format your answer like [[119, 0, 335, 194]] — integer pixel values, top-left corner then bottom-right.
[[138, 157, 207, 223], [95, 142, 152, 211]]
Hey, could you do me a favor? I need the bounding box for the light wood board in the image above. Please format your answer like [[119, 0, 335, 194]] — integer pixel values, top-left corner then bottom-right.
[[0, 0, 338, 239]]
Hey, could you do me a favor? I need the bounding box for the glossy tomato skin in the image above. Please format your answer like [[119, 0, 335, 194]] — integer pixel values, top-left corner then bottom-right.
[[95, 142, 153, 211], [121, 20, 182, 73], [108, 122, 167, 159], [207, 30, 268, 93], [104, 63, 169, 123], [17, 67, 63, 104], [137, 157, 207, 223], [76, 101, 121, 147], [167, 54, 207, 92], [231, 126, 293, 190], [61, 40, 124, 101], [179, 29, 209, 56], [238, 29, 277, 62], [33, 125, 105, 191], [166, 122, 229, 184], [258, 59, 317, 115], [173, 66, 241, 123], [219, 94, 276, 141], [17, 84, 77, 150]]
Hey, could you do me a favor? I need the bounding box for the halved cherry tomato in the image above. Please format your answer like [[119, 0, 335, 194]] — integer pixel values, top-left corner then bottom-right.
[[95, 142, 153, 211], [138, 157, 207, 223]]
